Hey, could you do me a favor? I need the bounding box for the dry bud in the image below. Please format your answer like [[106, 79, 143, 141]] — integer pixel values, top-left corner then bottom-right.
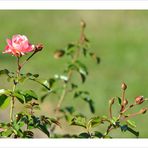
[[54, 49, 65, 59], [80, 20, 86, 28], [123, 99, 128, 106], [109, 98, 115, 105], [135, 96, 144, 105], [35, 43, 43, 52], [121, 82, 127, 90], [139, 108, 147, 114]]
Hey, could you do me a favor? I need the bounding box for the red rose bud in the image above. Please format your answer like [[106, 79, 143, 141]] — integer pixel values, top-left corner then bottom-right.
[[54, 49, 65, 59], [139, 108, 147, 114], [121, 82, 127, 90], [135, 96, 144, 105], [35, 44, 43, 52]]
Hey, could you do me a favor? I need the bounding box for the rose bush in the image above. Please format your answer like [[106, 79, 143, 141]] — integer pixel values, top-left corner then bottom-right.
[[0, 21, 147, 138]]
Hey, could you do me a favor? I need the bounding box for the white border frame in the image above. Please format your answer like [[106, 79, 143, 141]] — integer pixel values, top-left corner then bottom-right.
[[0, 0, 148, 9], [0, 139, 148, 148], [0, 0, 148, 148]]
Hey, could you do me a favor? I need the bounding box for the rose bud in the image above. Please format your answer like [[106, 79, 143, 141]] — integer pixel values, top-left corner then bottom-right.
[[80, 20, 86, 28], [109, 98, 115, 105], [135, 96, 144, 105], [121, 82, 127, 90], [123, 99, 128, 106], [35, 43, 43, 52], [139, 108, 147, 114], [54, 49, 65, 59]]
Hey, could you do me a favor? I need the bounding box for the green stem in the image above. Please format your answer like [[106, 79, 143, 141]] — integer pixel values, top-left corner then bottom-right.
[[55, 22, 85, 113], [10, 57, 21, 123]]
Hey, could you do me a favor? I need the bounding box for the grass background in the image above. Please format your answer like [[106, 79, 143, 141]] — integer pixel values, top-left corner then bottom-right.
[[0, 10, 148, 138]]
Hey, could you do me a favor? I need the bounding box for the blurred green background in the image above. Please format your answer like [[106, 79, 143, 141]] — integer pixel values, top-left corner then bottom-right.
[[0, 10, 148, 138]]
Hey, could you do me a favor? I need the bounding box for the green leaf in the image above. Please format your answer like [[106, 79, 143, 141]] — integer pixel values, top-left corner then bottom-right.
[[1, 128, 13, 137], [24, 90, 38, 102], [65, 43, 76, 56], [13, 91, 25, 104], [127, 120, 136, 128], [0, 94, 10, 109], [74, 91, 94, 113], [82, 48, 87, 57], [117, 97, 121, 105], [40, 93, 49, 103], [65, 106, 75, 114], [83, 97, 95, 114], [120, 125, 128, 132], [79, 132, 90, 138], [71, 115, 86, 128], [76, 61, 88, 83], [71, 83, 78, 90], [0, 69, 9, 76], [87, 117, 102, 129], [49, 118, 61, 128], [28, 76, 51, 91], [67, 43, 75, 49], [37, 124, 50, 137], [23, 130, 34, 138], [89, 53, 100, 64], [94, 131, 103, 138], [48, 78, 56, 88], [127, 126, 139, 137]]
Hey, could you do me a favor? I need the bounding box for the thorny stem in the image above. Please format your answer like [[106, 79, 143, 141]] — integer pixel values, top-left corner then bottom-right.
[[51, 21, 86, 134], [55, 21, 86, 113], [10, 57, 21, 123]]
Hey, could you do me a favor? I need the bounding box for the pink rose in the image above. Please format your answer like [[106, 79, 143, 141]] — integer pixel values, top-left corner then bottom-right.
[[3, 34, 34, 57]]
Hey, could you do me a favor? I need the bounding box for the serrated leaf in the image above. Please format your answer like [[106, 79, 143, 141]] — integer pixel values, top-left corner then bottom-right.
[[0, 94, 10, 109]]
